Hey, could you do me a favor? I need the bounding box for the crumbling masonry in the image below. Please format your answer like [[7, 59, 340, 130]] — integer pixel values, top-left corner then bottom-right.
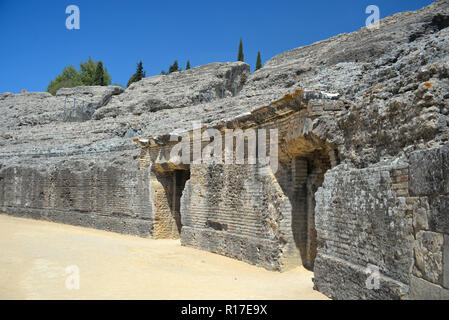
[[1, 0, 449, 299]]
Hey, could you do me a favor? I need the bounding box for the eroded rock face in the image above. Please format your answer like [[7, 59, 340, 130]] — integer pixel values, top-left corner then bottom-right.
[[414, 231, 444, 285], [2, 0, 448, 170], [94, 62, 250, 120]]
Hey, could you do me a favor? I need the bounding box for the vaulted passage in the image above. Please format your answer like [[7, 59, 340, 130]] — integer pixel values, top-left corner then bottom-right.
[[173, 170, 191, 233], [290, 154, 331, 270], [276, 133, 334, 270], [151, 169, 190, 239]]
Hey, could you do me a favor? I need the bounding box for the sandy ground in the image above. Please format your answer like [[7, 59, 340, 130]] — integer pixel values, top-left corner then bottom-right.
[[0, 214, 328, 300]]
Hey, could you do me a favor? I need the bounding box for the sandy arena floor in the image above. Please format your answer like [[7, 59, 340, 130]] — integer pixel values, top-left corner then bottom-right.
[[0, 214, 328, 300]]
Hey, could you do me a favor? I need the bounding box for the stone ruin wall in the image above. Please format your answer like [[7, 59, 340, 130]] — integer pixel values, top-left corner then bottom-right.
[[180, 163, 292, 271], [0, 86, 158, 237], [314, 145, 449, 300], [0, 164, 153, 237], [0, 62, 251, 239], [0, 0, 448, 300], [138, 95, 340, 271], [408, 146, 449, 299]]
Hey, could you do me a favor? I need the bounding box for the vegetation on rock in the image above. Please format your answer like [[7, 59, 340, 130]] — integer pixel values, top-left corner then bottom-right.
[[168, 60, 181, 74], [256, 51, 262, 70], [46, 57, 111, 95], [79, 57, 111, 87], [237, 38, 244, 62]]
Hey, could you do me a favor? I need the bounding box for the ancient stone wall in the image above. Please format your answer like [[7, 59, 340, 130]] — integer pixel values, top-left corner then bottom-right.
[[0, 0, 447, 300], [145, 99, 339, 271], [313, 145, 449, 300], [313, 161, 413, 299], [179, 153, 331, 271], [408, 146, 449, 299], [0, 164, 152, 237], [180, 163, 293, 271]]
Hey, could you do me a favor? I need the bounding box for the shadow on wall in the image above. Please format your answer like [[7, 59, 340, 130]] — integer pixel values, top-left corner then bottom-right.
[[275, 139, 333, 270]]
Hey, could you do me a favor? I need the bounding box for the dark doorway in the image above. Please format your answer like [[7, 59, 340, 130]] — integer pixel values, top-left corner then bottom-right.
[[172, 170, 190, 234], [276, 150, 331, 270]]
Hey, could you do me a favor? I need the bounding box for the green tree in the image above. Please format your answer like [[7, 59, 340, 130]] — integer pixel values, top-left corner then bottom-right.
[[168, 60, 180, 73], [237, 38, 244, 62], [127, 61, 146, 88], [186, 60, 191, 70], [79, 57, 111, 86], [94, 61, 105, 85], [46, 58, 112, 95], [256, 51, 262, 70], [46, 65, 83, 95]]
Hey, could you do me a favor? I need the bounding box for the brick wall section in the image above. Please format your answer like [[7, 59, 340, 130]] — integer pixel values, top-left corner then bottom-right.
[[391, 167, 409, 197], [180, 163, 292, 271], [0, 164, 153, 237], [180, 154, 331, 271], [290, 158, 308, 266], [274, 154, 330, 269]]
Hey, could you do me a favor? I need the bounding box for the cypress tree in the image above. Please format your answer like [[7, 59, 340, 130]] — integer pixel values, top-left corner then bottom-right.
[[135, 61, 146, 80], [237, 38, 244, 62], [168, 60, 180, 73], [94, 61, 105, 85], [186, 60, 191, 70], [256, 51, 262, 70], [127, 61, 146, 88]]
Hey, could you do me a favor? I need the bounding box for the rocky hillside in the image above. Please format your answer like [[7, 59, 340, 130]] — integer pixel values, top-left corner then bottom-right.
[[0, 0, 448, 170]]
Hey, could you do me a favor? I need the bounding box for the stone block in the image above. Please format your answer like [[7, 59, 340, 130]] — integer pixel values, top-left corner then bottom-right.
[[414, 231, 444, 285], [409, 146, 449, 196], [409, 275, 449, 300], [411, 197, 430, 233], [313, 253, 409, 300], [444, 235, 449, 290], [429, 195, 449, 234]]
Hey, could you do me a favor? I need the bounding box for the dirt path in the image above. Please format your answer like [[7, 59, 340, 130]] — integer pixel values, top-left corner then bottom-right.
[[0, 214, 328, 300]]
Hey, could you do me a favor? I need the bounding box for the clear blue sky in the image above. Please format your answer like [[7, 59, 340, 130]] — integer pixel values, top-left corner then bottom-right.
[[0, 0, 434, 93]]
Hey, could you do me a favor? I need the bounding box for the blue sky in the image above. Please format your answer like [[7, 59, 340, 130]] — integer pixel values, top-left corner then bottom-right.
[[0, 0, 434, 93]]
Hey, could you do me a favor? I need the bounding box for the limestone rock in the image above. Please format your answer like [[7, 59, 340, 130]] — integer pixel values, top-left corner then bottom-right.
[[414, 231, 444, 285]]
